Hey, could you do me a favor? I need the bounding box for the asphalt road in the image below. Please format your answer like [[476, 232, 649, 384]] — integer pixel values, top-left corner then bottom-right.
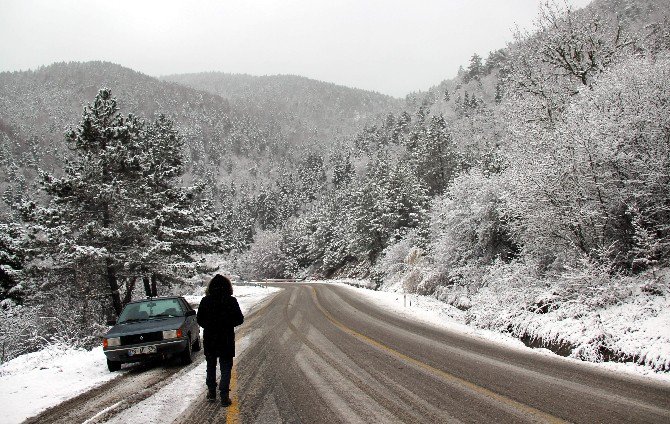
[[177, 283, 670, 423], [24, 283, 670, 423]]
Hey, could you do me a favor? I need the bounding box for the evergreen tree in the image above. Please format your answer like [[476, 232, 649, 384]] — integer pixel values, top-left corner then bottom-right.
[[410, 115, 457, 196], [483, 49, 508, 74], [0, 222, 25, 304], [349, 155, 429, 262], [23, 89, 222, 315], [331, 152, 354, 188], [133, 115, 223, 295], [297, 152, 327, 201], [464, 53, 483, 82]]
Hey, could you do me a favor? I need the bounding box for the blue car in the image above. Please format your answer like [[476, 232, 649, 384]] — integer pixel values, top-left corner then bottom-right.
[[102, 296, 201, 372]]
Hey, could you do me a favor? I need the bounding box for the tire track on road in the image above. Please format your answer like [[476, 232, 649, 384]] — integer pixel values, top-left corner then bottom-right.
[[283, 286, 443, 423], [311, 286, 566, 424], [319, 284, 670, 423]]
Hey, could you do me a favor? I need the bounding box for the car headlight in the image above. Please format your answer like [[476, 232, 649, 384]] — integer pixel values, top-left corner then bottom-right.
[[104, 337, 121, 348], [162, 329, 183, 339]]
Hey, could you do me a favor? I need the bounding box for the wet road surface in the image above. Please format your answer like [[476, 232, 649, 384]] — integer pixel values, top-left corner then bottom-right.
[[178, 284, 670, 423], [25, 283, 670, 423]]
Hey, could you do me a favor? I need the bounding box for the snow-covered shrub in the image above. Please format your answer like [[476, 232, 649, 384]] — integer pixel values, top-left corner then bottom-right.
[[463, 257, 670, 370], [371, 230, 424, 291], [550, 258, 635, 310], [236, 230, 287, 280], [0, 283, 107, 364], [466, 259, 542, 329], [429, 170, 517, 288], [32, 285, 108, 350], [0, 303, 41, 363], [401, 268, 424, 293], [503, 56, 670, 270], [418, 269, 448, 297]]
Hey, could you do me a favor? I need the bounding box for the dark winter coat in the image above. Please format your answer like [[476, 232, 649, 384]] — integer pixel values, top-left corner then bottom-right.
[[196, 294, 244, 358]]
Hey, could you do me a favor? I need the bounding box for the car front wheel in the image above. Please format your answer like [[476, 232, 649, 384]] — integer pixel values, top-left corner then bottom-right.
[[107, 359, 121, 372]]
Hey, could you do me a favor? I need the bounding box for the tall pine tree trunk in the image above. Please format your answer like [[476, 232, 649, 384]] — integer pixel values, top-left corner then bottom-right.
[[151, 273, 158, 297], [122, 277, 136, 306], [143, 276, 152, 297], [106, 260, 122, 316], [103, 202, 122, 315]]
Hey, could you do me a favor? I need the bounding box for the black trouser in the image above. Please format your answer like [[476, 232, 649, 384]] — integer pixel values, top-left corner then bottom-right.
[[206, 355, 233, 394]]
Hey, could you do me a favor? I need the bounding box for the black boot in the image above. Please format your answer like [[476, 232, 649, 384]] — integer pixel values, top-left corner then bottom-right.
[[206, 388, 216, 402], [220, 392, 232, 407]]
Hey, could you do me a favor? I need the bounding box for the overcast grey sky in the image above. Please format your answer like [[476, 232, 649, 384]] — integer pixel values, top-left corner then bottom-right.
[[0, 0, 591, 97]]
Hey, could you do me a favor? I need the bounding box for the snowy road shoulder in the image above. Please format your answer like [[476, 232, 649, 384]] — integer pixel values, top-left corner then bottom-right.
[[0, 344, 119, 424], [325, 279, 526, 351], [328, 279, 670, 384], [0, 284, 280, 424]]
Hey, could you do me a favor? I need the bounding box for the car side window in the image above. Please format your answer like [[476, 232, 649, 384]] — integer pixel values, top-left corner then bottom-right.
[[179, 298, 193, 312]]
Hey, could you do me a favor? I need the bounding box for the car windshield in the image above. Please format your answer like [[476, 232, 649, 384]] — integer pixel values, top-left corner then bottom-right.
[[117, 298, 185, 323]]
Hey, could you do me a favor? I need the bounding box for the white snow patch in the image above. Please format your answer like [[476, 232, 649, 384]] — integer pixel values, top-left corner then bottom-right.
[[0, 344, 119, 424], [0, 284, 279, 424], [103, 362, 207, 424]]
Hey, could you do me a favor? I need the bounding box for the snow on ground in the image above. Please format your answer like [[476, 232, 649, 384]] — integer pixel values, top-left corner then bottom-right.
[[103, 361, 207, 424], [503, 289, 670, 371], [0, 284, 279, 424], [0, 344, 117, 424], [328, 279, 670, 383]]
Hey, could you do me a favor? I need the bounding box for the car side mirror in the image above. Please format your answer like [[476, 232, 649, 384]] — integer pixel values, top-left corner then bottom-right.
[[185, 310, 196, 317], [106, 319, 117, 326]]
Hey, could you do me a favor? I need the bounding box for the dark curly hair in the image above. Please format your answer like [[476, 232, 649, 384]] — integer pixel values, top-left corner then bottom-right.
[[206, 274, 233, 296]]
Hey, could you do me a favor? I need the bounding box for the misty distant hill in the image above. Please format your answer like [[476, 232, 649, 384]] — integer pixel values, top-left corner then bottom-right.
[[0, 61, 255, 166], [0, 61, 291, 213], [161, 72, 402, 148]]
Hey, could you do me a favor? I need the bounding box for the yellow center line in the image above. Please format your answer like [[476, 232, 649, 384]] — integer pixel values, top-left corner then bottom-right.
[[311, 286, 566, 424], [226, 366, 240, 424]]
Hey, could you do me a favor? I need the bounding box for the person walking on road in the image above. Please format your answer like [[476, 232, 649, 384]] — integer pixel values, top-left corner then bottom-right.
[[196, 274, 244, 406]]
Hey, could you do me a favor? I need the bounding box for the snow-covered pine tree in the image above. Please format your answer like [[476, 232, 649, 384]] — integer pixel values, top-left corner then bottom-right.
[[464, 53, 483, 83], [23, 89, 223, 315], [408, 114, 457, 196], [330, 151, 354, 188], [0, 222, 25, 305], [297, 152, 327, 202], [348, 154, 429, 263], [130, 114, 225, 296]]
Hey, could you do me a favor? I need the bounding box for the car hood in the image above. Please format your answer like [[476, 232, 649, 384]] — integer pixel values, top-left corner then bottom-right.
[[105, 317, 185, 337]]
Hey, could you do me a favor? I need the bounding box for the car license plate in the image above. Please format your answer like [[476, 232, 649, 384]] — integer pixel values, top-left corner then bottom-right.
[[128, 345, 157, 356]]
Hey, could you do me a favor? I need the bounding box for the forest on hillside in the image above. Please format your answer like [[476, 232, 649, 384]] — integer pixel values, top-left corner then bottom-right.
[[238, 0, 670, 281], [1, 0, 670, 368]]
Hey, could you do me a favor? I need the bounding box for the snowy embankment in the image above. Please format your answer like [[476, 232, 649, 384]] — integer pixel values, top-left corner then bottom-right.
[[332, 278, 670, 380], [0, 284, 280, 424]]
